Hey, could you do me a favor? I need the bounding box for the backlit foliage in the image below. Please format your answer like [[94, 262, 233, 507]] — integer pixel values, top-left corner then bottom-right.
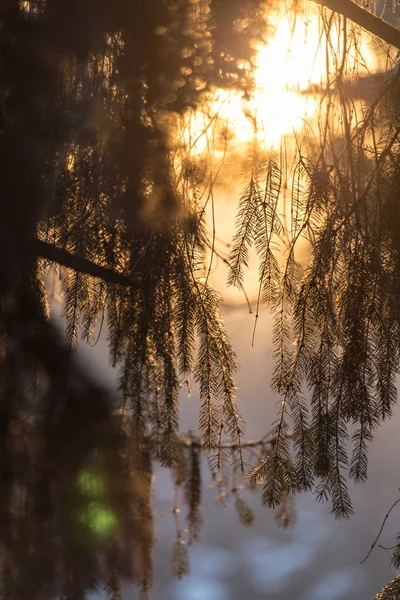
[[1, 0, 400, 597]]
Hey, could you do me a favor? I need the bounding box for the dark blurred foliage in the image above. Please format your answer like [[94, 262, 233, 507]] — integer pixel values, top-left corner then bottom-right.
[[0, 0, 271, 596]]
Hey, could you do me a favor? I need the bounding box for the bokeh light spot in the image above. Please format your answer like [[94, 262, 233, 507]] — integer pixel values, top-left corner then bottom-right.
[[77, 468, 107, 499]]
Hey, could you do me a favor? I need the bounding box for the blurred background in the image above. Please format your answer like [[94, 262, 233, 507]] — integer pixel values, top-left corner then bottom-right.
[[79, 301, 400, 600]]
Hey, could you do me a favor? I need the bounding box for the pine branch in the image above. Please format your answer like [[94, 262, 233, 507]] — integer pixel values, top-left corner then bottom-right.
[[32, 238, 140, 289], [312, 0, 400, 49], [233, 491, 255, 526], [375, 574, 400, 599], [179, 431, 293, 450]]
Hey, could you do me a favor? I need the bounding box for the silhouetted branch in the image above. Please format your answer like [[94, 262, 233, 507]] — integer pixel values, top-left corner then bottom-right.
[[204, 239, 252, 313], [32, 238, 140, 289], [312, 0, 400, 49], [361, 495, 400, 564], [180, 431, 293, 450]]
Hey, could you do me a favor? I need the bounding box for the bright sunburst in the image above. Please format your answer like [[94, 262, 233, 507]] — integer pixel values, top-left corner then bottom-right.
[[183, 3, 383, 153], [175, 2, 390, 304]]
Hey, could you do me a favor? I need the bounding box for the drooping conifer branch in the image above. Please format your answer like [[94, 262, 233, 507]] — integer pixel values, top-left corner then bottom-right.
[[32, 238, 140, 289], [180, 431, 293, 450], [374, 574, 400, 599], [313, 0, 400, 49]]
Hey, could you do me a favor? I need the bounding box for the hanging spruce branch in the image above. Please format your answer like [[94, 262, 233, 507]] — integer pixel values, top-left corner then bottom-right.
[[3, 0, 400, 598]]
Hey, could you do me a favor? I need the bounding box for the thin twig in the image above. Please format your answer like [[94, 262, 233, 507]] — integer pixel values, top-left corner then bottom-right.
[[361, 496, 400, 564]]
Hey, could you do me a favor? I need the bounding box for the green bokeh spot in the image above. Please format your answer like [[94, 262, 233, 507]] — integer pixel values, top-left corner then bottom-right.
[[77, 468, 107, 499], [87, 502, 117, 536]]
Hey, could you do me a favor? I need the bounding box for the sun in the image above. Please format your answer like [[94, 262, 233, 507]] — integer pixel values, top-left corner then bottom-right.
[[181, 2, 383, 155], [175, 2, 388, 304]]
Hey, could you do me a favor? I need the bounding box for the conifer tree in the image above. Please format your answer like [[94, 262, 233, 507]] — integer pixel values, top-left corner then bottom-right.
[[2, 0, 400, 598]]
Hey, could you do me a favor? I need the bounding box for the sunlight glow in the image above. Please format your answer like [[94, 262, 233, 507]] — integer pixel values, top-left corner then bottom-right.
[[176, 2, 388, 304], [252, 10, 321, 146], [182, 4, 382, 153]]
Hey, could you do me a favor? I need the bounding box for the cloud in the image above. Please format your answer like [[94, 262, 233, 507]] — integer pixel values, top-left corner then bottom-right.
[[189, 544, 239, 578], [245, 540, 317, 594], [170, 577, 229, 600], [307, 567, 365, 600]]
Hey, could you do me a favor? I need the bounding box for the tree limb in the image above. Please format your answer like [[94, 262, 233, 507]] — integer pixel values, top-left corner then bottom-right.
[[32, 238, 140, 289], [312, 0, 400, 49], [180, 431, 293, 450]]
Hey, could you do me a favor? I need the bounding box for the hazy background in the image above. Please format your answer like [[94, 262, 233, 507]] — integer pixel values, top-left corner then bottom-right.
[[81, 302, 400, 600]]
